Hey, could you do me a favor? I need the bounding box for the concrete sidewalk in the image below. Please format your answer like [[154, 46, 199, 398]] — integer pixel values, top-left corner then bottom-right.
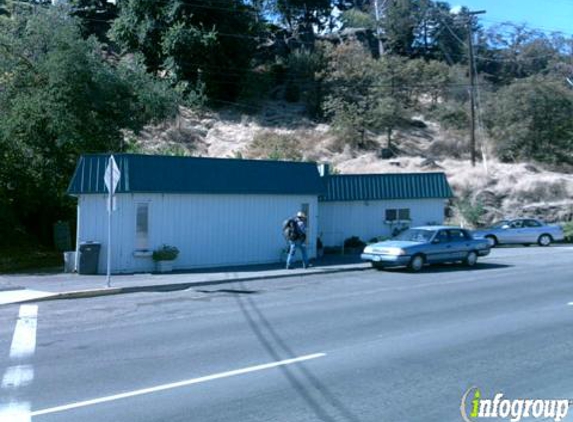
[[0, 255, 369, 306]]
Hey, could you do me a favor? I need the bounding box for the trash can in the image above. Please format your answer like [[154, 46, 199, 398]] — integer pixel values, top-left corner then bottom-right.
[[78, 242, 101, 275], [63, 251, 76, 273]]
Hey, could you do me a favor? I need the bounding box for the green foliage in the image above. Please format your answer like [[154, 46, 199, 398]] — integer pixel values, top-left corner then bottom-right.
[[484, 76, 573, 165], [455, 196, 485, 228], [343, 236, 366, 249], [561, 222, 573, 243], [482, 23, 562, 84], [152, 244, 180, 261], [247, 131, 302, 161], [340, 8, 375, 30], [322, 42, 452, 150], [0, 0, 11, 17], [69, 0, 118, 40], [0, 9, 179, 245], [274, 0, 332, 34], [428, 101, 468, 131], [110, 0, 260, 101], [368, 236, 390, 244]]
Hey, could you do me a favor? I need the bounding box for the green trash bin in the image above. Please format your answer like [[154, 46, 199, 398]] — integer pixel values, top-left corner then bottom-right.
[[78, 242, 101, 275]]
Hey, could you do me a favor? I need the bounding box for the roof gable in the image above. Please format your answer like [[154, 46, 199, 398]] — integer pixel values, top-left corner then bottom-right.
[[320, 173, 453, 202], [68, 154, 325, 196]]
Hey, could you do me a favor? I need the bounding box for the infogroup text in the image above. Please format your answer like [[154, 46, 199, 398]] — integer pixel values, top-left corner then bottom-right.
[[461, 387, 570, 422]]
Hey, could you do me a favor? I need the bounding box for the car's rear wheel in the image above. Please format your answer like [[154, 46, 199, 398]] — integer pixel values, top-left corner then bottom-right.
[[464, 251, 478, 267], [485, 235, 498, 247], [538, 234, 552, 247], [408, 254, 425, 272], [371, 262, 385, 271]]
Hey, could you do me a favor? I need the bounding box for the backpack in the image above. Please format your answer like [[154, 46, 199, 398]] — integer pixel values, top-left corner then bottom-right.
[[282, 218, 299, 241]]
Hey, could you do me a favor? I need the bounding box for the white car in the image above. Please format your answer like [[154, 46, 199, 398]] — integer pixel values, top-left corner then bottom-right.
[[472, 218, 564, 247]]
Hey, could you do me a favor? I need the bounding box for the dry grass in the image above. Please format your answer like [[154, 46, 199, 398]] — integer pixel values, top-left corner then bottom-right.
[[132, 105, 573, 224]]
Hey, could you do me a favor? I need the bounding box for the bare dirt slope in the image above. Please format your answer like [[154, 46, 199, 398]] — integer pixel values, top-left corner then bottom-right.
[[132, 105, 573, 225]]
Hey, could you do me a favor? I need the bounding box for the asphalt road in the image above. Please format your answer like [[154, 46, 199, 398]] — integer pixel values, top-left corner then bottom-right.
[[1, 246, 573, 422]]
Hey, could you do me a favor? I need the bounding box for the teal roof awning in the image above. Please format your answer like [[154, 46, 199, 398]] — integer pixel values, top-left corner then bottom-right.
[[320, 173, 453, 202], [68, 154, 325, 196]]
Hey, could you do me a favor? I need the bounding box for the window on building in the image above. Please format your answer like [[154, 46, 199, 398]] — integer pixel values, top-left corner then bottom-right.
[[398, 208, 410, 220], [135, 203, 149, 251], [386, 208, 410, 221]]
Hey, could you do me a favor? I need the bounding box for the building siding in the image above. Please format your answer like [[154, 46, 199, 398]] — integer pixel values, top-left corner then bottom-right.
[[78, 193, 318, 273], [318, 199, 446, 247]]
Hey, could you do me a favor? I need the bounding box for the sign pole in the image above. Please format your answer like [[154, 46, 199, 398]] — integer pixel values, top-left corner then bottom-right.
[[104, 155, 120, 288], [106, 158, 113, 288]]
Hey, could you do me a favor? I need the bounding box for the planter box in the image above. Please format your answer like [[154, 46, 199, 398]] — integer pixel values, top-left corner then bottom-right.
[[156, 260, 174, 273]]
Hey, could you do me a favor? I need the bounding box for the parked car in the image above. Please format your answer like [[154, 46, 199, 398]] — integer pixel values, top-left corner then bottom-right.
[[361, 226, 491, 272], [472, 218, 564, 247]]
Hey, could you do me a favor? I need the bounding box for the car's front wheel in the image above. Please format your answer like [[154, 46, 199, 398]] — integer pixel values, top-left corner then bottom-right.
[[538, 234, 552, 247], [408, 254, 425, 272], [371, 262, 385, 271], [464, 251, 478, 267]]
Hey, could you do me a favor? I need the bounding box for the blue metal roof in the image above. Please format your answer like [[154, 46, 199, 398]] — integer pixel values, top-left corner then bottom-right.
[[320, 173, 453, 202], [68, 154, 325, 196]]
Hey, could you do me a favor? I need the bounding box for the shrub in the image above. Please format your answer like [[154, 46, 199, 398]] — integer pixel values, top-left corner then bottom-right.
[[344, 236, 366, 249], [152, 244, 179, 261], [561, 222, 573, 243], [247, 131, 302, 161], [455, 196, 485, 228], [368, 236, 389, 244]]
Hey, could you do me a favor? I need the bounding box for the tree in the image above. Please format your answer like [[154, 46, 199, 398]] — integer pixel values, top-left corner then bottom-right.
[[382, 0, 419, 56], [322, 41, 379, 147], [482, 23, 559, 84], [272, 0, 333, 44], [109, 0, 261, 101], [322, 41, 412, 150], [484, 76, 573, 165], [0, 9, 179, 245], [68, 0, 119, 41]]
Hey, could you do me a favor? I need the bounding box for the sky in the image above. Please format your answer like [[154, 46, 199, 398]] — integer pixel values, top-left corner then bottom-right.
[[452, 0, 573, 35]]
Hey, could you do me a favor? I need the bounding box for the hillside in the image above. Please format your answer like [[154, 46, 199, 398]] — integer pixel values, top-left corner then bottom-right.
[[132, 104, 573, 227]]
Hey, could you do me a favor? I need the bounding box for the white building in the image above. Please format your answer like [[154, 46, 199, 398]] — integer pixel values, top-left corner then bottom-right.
[[68, 154, 454, 273], [318, 167, 453, 247], [68, 154, 324, 273]]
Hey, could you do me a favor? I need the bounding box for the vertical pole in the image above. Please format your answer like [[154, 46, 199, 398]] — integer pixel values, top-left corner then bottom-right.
[[374, 0, 384, 56], [106, 158, 112, 288], [465, 10, 485, 167], [75, 198, 81, 272], [467, 19, 476, 167]]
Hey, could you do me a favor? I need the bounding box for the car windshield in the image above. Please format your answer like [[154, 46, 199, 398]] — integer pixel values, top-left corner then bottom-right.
[[491, 220, 510, 228], [394, 229, 436, 242]]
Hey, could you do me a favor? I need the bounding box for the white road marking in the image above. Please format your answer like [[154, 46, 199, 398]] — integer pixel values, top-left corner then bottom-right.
[[9, 305, 38, 359], [0, 402, 30, 422], [0, 291, 55, 306], [31, 353, 327, 417], [1, 365, 34, 389], [0, 305, 38, 422]]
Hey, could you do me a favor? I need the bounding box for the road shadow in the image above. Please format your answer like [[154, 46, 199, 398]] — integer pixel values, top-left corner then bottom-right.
[[170, 255, 363, 275], [380, 262, 512, 274], [234, 281, 361, 422]]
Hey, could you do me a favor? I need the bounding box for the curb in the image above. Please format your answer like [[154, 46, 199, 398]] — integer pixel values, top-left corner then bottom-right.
[[18, 264, 371, 304]]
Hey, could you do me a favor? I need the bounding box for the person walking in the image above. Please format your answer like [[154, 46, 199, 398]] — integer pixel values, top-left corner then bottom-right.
[[285, 211, 310, 270]]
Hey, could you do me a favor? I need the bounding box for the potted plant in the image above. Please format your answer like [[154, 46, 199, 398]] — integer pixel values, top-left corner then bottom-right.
[[343, 236, 366, 255], [152, 244, 179, 273]]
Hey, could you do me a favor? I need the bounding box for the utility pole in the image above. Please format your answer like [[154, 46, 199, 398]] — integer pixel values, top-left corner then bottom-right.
[[466, 9, 485, 167]]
